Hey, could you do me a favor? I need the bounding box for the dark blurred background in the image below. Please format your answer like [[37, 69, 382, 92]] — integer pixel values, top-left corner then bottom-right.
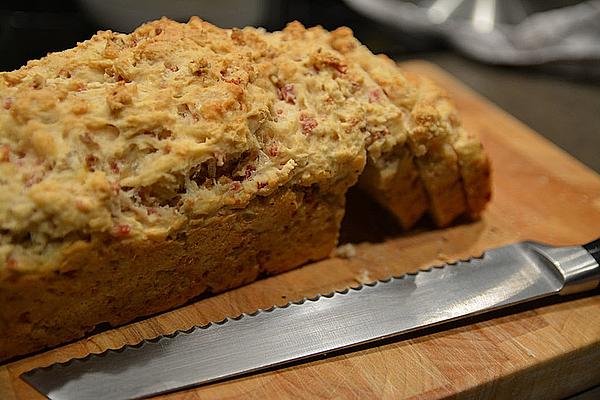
[[1, 0, 598, 172]]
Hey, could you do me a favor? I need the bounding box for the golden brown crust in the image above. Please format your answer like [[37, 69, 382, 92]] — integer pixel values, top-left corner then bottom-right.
[[0, 18, 374, 273], [0, 187, 343, 361]]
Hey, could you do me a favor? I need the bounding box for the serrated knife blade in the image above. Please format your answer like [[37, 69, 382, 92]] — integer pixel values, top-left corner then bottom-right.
[[22, 239, 600, 400]]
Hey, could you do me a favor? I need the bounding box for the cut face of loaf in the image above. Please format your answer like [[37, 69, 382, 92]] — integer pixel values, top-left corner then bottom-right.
[[0, 18, 490, 361], [326, 26, 490, 226]]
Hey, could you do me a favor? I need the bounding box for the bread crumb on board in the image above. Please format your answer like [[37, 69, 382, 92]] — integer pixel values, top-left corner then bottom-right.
[[335, 243, 357, 258], [436, 252, 452, 262], [354, 269, 372, 284]]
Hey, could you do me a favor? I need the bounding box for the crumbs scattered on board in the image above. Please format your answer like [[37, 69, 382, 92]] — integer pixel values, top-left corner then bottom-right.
[[333, 244, 371, 284], [436, 252, 452, 263], [335, 243, 356, 259], [354, 269, 372, 284]]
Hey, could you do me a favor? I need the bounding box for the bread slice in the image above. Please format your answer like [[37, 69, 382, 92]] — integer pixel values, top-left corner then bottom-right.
[[327, 27, 468, 226], [416, 80, 492, 218], [0, 18, 490, 361], [400, 70, 491, 219], [404, 72, 469, 226]]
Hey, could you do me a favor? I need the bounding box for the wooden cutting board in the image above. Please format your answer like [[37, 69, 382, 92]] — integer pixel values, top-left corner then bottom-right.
[[2, 61, 600, 400]]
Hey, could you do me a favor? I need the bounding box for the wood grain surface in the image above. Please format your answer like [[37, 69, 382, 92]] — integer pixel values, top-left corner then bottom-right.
[[2, 61, 600, 400]]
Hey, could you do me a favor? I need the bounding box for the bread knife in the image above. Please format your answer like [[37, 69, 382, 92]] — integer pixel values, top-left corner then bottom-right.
[[22, 238, 600, 400]]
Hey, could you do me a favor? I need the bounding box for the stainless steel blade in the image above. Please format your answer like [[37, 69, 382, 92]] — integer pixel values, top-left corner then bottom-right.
[[22, 241, 600, 400]]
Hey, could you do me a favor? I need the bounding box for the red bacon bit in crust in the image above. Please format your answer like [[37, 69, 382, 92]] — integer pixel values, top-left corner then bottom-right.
[[257, 181, 268, 189], [80, 132, 98, 148], [31, 75, 45, 90], [299, 114, 318, 135], [311, 53, 347, 74], [58, 69, 72, 79], [276, 108, 283, 115], [6, 257, 18, 270], [267, 143, 278, 157], [24, 174, 43, 187], [335, 64, 348, 74], [113, 224, 131, 238], [66, 80, 86, 92], [224, 77, 242, 85], [230, 28, 245, 45], [369, 90, 382, 103], [244, 165, 256, 179], [279, 84, 296, 104], [0, 145, 9, 162], [85, 154, 98, 170], [3, 97, 13, 110], [230, 182, 242, 191], [110, 160, 120, 173], [75, 199, 91, 211], [169, 65, 179, 72], [147, 207, 158, 215]]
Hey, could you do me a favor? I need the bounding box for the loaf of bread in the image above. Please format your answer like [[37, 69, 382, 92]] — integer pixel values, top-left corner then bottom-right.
[[0, 18, 490, 361]]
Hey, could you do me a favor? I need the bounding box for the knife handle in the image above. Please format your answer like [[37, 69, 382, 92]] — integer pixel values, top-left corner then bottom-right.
[[530, 241, 600, 295], [584, 238, 600, 264]]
